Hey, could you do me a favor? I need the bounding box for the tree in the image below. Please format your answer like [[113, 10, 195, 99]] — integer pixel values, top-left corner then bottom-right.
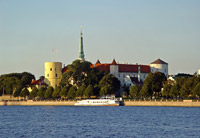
[[29, 87, 38, 99], [76, 85, 86, 97], [123, 85, 130, 97], [99, 74, 120, 96], [52, 86, 61, 99], [37, 87, 46, 98], [192, 83, 200, 98], [169, 85, 179, 99], [60, 85, 71, 98], [140, 73, 154, 98], [44, 86, 54, 99], [20, 88, 29, 99], [67, 86, 77, 99], [152, 72, 166, 98], [0, 72, 35, 96], [67, 60, 92, 87], [84, 85, 93, 98], [140, 84, 150, 98], [129, 84, 141, 99], [162, 80, 174, 99], [93, 85, 100, 97], [180, 79, 193, 98]]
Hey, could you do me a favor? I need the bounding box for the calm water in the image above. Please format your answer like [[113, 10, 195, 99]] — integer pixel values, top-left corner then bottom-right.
[[0, 106, 200, 138]]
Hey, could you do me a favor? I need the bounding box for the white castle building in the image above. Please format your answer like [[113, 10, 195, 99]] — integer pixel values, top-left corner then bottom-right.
[[91, 58, 168, 87]]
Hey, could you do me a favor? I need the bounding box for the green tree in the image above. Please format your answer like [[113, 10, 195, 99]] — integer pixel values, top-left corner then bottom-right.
[[76, 85, 86, 97], [162, 80, 174, 99], [140, 73, 154, 98], [29, 87, 38, 99], [52, 86, 61, 99], [37, 87, 46, 98], [152, 72, 166, 98], [123, 85, 130, 97], [67, 86, 77, 99], [180, 79, 193, 98], [93, 85, 100, 97], [169, 84, 179, 99], [140, 84, 150, 98], [192, 83, 200, 98], [67, 60, 92, 87], [84, 85, 93, 98], [20, 88, 29, 99], [129, 84, 141, 99], [99, 74, 120, 96], [44, 86, 54, 99], [60, 85, 71, 98]]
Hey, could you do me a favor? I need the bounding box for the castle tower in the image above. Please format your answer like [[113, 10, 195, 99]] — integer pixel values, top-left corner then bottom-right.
[[110, 59, 119, 76], [78, 27, 85, 61], [150, 58, 168, 78], [44, 62, 62, 88]]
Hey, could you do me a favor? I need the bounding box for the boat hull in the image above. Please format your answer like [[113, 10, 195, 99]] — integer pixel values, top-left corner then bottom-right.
[[74, 99, 120, 106]]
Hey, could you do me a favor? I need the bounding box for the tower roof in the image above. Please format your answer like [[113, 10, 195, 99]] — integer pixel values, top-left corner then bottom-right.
[[111, 59, 117, 65], [96, 59, 101, 64], [151, 58, 168, 64]]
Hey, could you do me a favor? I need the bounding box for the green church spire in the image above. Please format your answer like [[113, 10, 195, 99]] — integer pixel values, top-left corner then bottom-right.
[[78, 26, 85, 61]]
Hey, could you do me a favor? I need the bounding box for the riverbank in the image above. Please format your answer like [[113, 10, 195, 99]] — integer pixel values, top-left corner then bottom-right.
[[0, 100, 76, 106], [124, 100, 200, 107], [1, 100, 200, 107]]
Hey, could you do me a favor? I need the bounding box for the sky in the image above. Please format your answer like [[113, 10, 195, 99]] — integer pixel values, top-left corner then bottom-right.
[[0, 0, 200, 79]]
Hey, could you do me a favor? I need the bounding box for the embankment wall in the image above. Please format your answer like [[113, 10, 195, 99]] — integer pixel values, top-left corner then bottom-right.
[[124, 100, 200, 107], [0, 101, 76, 106]]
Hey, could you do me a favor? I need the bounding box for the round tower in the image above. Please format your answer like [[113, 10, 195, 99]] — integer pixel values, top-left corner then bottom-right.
[[44, 62, 62, 88], [150, 59, 168, 78]]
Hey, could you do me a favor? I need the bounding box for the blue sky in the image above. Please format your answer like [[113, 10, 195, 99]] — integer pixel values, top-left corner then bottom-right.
[[0, 0, 200, 79]]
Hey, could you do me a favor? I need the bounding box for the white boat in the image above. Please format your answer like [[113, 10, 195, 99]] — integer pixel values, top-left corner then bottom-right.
[[74, 99, 119, 106]]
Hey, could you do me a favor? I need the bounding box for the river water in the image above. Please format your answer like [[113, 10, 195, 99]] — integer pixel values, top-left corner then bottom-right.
[[0, 106, 200, 138]]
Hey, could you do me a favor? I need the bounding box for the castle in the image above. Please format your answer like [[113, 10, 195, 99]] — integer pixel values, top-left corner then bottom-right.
[[43, 29, 168, 88]]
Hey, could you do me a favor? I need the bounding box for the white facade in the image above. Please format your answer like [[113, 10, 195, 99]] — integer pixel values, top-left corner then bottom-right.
[[198, 69, 200, 75], [109, 59, 168, 87], [110, 65, 148, 87], [44, 62, 62, 88]]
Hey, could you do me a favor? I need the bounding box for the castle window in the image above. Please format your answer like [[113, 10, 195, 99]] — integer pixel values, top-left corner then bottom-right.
[[56, 74, 57, 77], [50, 68, 52, 71], [47, 74, 49, 77]]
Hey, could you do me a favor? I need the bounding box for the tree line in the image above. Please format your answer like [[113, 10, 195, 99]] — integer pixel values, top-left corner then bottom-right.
[[128, 72, 200, 100], [0, 72, 35, 96]]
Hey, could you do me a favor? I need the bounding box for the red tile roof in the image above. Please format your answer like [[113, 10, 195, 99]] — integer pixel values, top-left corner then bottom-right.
[[63, 60, 151, 73], [31, 79, 47, 85], [92, 63, 150, 73], [62, 66, 68, 73]]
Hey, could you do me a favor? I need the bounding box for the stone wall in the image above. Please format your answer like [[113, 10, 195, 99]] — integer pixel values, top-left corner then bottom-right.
[[124, 100, 200, 107], [0, 101, 76, 106]]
